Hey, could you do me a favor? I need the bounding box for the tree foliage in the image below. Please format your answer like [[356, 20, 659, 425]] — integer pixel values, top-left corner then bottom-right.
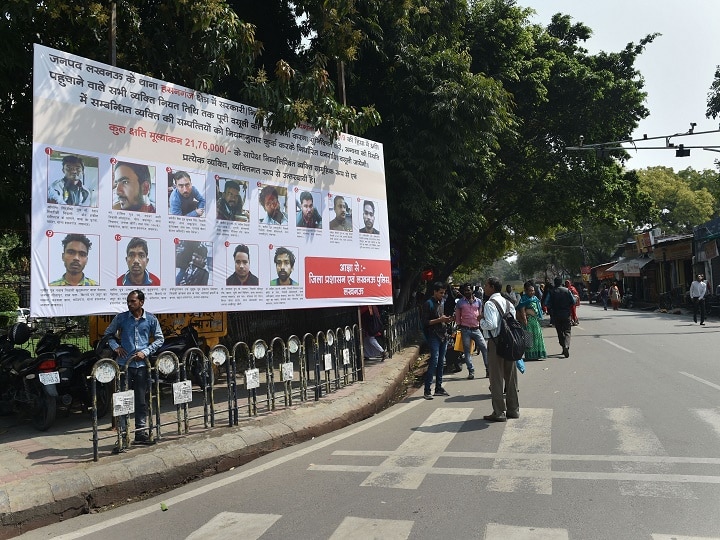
[[707, 65, 720, 120], [345, 0, 656, 308], [636, 166, 715, 234], [2, 0, 678, 312]]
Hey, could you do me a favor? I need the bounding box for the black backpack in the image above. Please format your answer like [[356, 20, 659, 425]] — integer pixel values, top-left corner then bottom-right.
[[489, 298, 530, 361]]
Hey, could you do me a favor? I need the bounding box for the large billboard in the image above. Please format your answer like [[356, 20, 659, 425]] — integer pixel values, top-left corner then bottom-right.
[[31, 45, 391, 316]]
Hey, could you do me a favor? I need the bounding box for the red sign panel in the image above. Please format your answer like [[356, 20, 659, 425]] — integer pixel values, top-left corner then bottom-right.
[[305, 257, 393, 299]]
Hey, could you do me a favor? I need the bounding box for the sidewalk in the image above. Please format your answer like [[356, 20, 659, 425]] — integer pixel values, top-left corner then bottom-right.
[[0, 345, 421, 539]]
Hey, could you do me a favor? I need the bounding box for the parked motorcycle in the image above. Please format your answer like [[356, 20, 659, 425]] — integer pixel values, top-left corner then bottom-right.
[[0, 322, 59, 431], [35, 324, 112, 418], [152, 323, 210, 389], [621, 289, 634, 309]]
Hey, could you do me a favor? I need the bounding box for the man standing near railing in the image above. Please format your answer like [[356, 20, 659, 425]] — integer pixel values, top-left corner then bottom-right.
[[104, 290, 164, 451], [690, 273, 707, 325]]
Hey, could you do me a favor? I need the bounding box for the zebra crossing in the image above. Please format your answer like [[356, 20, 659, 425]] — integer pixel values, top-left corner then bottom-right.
[[181, 513, 720, 540], [309, 406, 720, 498]]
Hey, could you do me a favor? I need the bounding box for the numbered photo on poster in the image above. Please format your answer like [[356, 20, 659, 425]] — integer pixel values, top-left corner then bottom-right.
[[175, 240, 212, 286], [112, 160, 157, 213], [116, 236, 161, 287], [46, 150, 100, 208]]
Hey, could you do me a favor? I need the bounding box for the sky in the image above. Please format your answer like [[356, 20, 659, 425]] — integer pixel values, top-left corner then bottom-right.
[[523, 0, 720, 172]]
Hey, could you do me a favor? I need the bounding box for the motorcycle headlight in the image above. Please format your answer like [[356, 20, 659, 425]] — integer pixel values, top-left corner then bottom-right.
[[94, 360, 117, 384], [156, 352, 176, 376], [327, 330, 335, 346], [287, 335, 300, 354], [209, 346, 227, 366], [344, 328, 352, 341], [253, 340, 267, 359]]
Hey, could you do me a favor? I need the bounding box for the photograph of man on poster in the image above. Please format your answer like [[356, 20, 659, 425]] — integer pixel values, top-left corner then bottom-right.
[[226, 244, 259, 286], [47, 153, 97, 207], [360, 200, 380, 234], [329, 195, 352, 232], [50, 233, 99, 286], [296, 191, 322, 229], [112, 161, 156, 212], [175, 241, 211, 286], [259, 185, 288, 225], [270, 246, 298, 286], [169, 171, 205, 217], [216, 178, 248, 221], [117, 237, 161, 286]]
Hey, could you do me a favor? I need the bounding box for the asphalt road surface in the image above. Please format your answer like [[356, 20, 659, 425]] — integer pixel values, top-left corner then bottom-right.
[[17, 306, 720, 539]]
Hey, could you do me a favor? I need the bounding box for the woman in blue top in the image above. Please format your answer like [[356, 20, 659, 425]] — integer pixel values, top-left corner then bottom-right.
[[517, 281, 547, 360]]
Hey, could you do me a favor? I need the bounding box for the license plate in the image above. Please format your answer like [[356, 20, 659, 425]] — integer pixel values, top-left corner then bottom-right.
[[39, 371, 60, 385]]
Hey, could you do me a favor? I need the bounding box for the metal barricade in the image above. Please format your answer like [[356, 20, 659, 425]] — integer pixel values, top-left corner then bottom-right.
[[87, 316, 402, 459]]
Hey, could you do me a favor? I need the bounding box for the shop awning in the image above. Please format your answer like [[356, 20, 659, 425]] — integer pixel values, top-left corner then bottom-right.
[[606, 257, 653, 277]]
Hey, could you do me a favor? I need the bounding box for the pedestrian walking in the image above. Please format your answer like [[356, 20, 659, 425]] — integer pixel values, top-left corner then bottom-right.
[[600, 284, 609, 310], [518, 281, 547, 360], [610, 282, 621, 310], [690, 273, 707, 325], [545, 277, 575, 358], [454, 283, 489, 379], [565, 280, 581, 325]]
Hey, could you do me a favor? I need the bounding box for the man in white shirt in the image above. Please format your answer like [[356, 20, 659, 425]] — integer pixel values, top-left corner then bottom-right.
[[690, 273, 707, 325], [479, 276, 519, 422]]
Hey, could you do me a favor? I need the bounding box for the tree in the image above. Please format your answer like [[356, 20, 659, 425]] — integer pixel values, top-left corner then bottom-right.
[[707, 65, 720, 120], [348, 0, 655, 310], [636, 166, 715, 233]]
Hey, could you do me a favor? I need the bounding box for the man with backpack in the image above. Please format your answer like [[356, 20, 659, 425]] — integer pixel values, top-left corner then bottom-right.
[[545, 276, 576, 358], [479, 276, 519, 422]]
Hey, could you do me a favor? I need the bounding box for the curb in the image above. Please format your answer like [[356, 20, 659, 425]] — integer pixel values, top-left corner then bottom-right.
[[0, 345, 420, 538]]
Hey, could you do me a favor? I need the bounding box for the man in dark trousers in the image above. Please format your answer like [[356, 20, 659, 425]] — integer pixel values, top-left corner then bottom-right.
[[545, 276, 576, 357]]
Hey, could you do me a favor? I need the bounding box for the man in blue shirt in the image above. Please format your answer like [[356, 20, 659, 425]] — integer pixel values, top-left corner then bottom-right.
[[104, 290, 164, 449], [169, 171, 205, 217]]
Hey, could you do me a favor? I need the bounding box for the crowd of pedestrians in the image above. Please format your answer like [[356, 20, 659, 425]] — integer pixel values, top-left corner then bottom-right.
[[415, 275, 612, 420]]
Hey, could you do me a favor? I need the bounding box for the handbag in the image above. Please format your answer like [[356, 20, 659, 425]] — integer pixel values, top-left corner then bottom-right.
[[453, 331, 475, 353]]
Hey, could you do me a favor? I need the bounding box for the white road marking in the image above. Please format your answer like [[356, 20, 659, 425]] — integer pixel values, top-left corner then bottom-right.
[[485, 522, 569, 540], [606, 407, 695, 499], [601, 338, 633, 353], [652, 535, 720, 540], [329, 516, 414, 540], [360, 407, 473, 489], [309, 463, 720, 484], [46, 397, 427, 539], [184, 512, 280, 540], [693, 408, 720, 438], [681, 371, 720, 391], [486, 408, 553, 494], [333, 450, 720, 465]]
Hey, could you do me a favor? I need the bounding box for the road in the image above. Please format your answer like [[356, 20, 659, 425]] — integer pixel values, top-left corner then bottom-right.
[[17, 306, 720, 539]]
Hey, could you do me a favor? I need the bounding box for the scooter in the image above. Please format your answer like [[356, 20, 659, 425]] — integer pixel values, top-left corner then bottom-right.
[[0, 323, 59, 431], [621, 290, 634, 309], [35, 324, 112, 418]]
